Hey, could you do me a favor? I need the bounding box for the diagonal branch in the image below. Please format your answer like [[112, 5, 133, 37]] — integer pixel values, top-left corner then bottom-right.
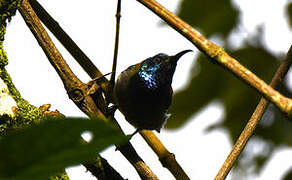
[[214, 46, 292, 180], [137, 0, 292, 117], [140, 130, 190, 180], [19, 1, 158, 179], [19, 0, 106, 119], [83, 156, 125, 180], [27, 0, 107, 83]]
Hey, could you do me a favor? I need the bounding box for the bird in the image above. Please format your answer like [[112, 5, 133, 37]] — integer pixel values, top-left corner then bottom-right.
[[113, 50, 192, 134]]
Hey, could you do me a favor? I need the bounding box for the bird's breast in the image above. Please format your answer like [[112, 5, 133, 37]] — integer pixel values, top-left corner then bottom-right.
[[113, 63, 173, 130]]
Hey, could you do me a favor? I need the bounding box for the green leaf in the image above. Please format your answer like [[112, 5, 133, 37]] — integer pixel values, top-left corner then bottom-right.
[[0, 117, 126, 180], [177, 0, 239, 37]]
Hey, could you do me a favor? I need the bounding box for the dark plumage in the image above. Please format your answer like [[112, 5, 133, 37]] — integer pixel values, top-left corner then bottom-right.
[[113, 50, 192, 133]]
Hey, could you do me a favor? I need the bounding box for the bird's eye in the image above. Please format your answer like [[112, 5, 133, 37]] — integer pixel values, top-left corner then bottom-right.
[[153, 57, 160, 62]]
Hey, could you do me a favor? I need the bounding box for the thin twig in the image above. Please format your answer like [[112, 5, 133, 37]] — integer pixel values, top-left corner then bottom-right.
[[112, 0, 190, 178], [107, 4, 161, 177], [110, 0, 122, 89], [19, 1, 158, 179], [137, 0, 292, 117], [214, 46, 292, 180]]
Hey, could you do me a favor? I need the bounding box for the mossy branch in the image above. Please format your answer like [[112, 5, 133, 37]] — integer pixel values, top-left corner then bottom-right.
[[0, 1, 69, 179]]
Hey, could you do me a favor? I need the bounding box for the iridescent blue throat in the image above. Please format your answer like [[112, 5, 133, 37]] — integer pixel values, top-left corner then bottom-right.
[[138, 62, 161, 89]]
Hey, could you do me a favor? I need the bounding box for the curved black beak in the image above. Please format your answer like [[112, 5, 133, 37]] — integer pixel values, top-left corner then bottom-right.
[[171, 49, 193, 63]]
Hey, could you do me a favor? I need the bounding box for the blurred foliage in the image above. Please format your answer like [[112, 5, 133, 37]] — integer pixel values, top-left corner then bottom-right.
[[167, 0, 292, 176], [0, 117, 126, 180], [287, 2, 292, 28], [283, 169, 292, 180], [178, 0, 239, 37]]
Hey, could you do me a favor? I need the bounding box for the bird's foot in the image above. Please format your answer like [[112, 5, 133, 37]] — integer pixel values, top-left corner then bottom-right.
[[106, 104, 118, 118]]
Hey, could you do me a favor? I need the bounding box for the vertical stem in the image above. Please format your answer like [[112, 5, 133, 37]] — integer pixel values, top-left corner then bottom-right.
[[110, 0, 122, 88]]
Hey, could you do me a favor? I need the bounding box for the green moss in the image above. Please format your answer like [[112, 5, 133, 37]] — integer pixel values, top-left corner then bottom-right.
[[0, 114, 12, 135], [0, 68, 21, 99], [0, 68, 55, 129], [0, 0, 22, 24], [0, 23, 8, 68], [0, 0, 22, 67], [0, 47, 8, 67], [0, 1, 70, 179], [0, 23, 5, 42], [0, 0, 57, 128], [16, 99, 43, 125]]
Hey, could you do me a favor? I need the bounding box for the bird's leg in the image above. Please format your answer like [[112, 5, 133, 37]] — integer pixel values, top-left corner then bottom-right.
[[86, 73, 113, 114], [106, 104, 118, 118], [127, 128, 143, 140], [114, 128, 141, 151]]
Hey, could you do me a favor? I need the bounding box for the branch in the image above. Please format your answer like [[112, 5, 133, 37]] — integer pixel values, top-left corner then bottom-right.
[[19, 1, 158, 179], [137, 0, 292, 117], [81, 139, 125, 180], [27, 0, 107, 83], [140, 130, 190, 180], [214, 46, 292, 180], [83, 158, 125, 180], [19, 0, 107, 120]]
